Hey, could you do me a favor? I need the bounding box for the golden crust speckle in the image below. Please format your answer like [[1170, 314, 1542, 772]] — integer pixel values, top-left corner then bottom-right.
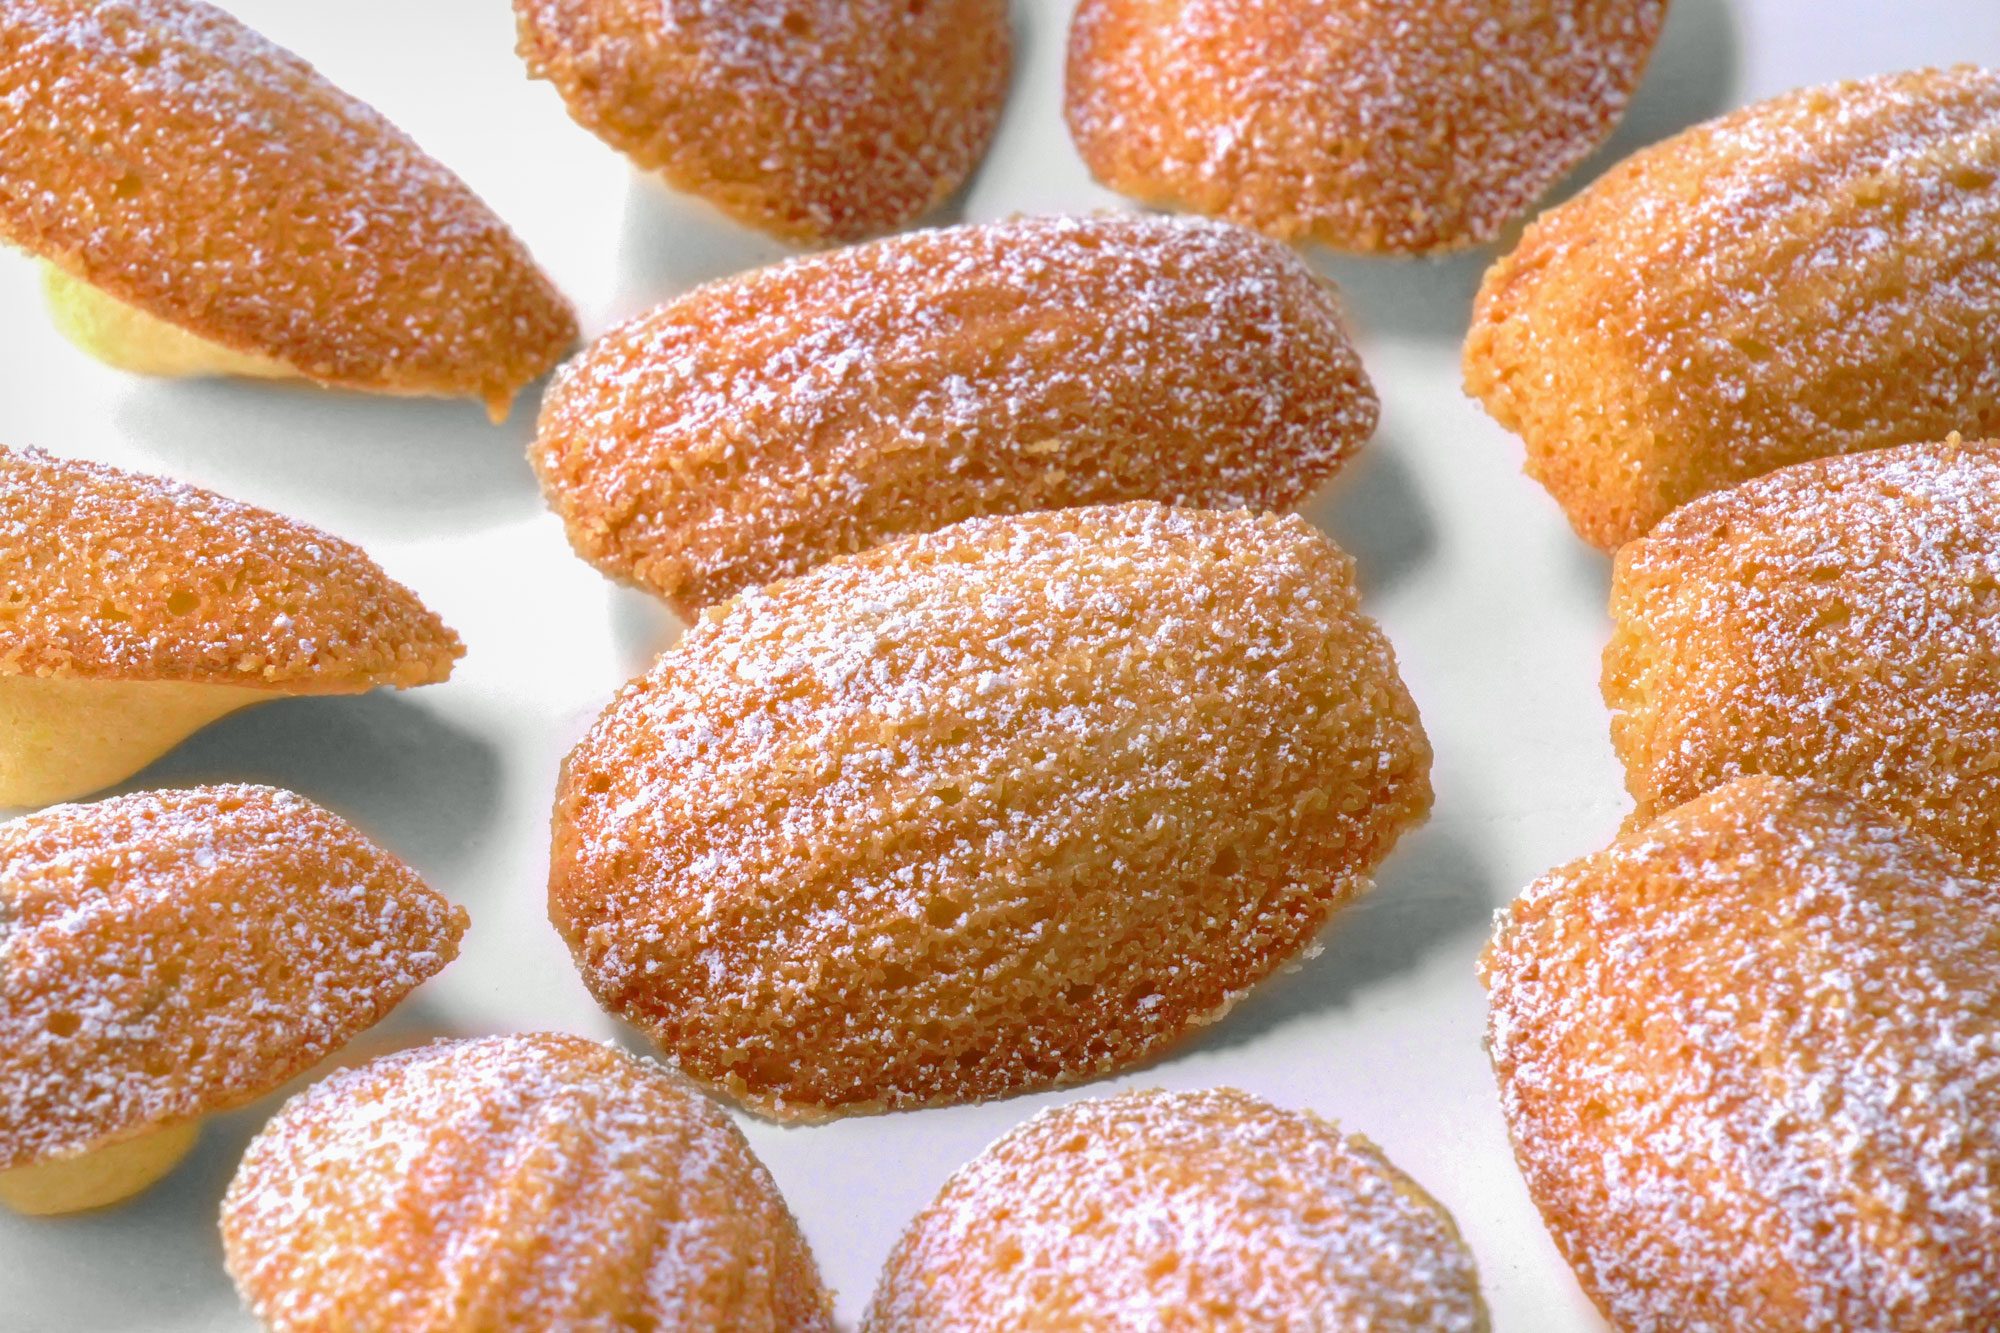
[[0, 446, 462, 690], [1465, 66, 2000, 549], [866, 1088, 1488, 1331], [513, 0, 1010, 244], [0, 784, 467, 1172], [550, 503, 1431, 1120], [532, 213, 1379, 617], [0, 0, 577, 415], [1065, 0, 1665, 254], [1485, 777, 2000, 1329], [222, 1033, 833, 1332]]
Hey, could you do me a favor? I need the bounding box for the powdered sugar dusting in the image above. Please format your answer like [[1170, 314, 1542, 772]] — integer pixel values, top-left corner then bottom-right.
[[0, 446, 460, 688], [866, 1087, 1488, 1330], [1065, 0, 1666, 253], [1605, 437, 2000, 873], [533, 212, 1377, 614], [549, 502, 1431, 1119], [0, 0, 574, 411], [221, 1033, 832, 1331], [0, 784, 465, 1168], [1484, 777, 2000, 1330]]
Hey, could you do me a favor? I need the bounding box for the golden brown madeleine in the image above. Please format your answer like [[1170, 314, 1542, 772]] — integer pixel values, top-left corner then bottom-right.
[[514, 0, 1010, 244], [1605, 438, 2000, 873], [866, 1087, 1488, 1331], [0, 785, 466, 1215], [0, 447, 462, 807], [0, 0, 576, 416], [533, 214, 1378, 617], [551, 503, 1432, 1120], [1065, 0, 1665, 255], [1484, 777, 2000, 1330], [222, 1033, 832, 1332], [1466, 67, 2000, 550]]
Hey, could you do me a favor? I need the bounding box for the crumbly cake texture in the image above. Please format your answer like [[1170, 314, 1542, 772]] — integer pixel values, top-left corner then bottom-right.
[[550, 502, 1432, 1120], [866, 1088, 1488, 1331], [514, 0, 1010, 244], [532, 213, 1379, 616], [0, 447, 462, 689], [1064, 0, 1665, 255], [1484, 777, 2000, 1331], [0, 0, 577, 416], [0, 785, 466, 1170], [1465, 66, 2000, 549], [1605, 437, 2000, 873], [221, 1033, 833, 1332]]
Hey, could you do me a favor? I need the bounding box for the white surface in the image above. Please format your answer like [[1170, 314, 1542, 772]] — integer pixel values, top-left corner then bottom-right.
[[0, 3, 1994, 1330]]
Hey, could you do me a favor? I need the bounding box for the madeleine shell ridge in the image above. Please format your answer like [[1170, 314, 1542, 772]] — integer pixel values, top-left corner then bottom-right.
[[550, 502, 1433, 1119], [1604, 438, 2000, 874], [222, 1033, 833, 1332], [1483, 777, 2000, 1330], [0, 0, 576, 412], [866, 1087, 1488, 1331], [514, 0, 1011, 243], [0, 784, 466, 1172], [1064, 0, 1666, 254], [1465, 66, 2000, 549], [532, 213, 1379, 615]]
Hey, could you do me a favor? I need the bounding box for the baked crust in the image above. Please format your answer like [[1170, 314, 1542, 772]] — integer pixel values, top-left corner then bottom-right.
[[222, 1033, 833, 1332], [0, 447, 461, 691], [0, 0, 577, 415], [866, 1087, 1488, 1331], [1484, 777, 2000, 1330], [0, 784, 466, 1171], [1604, 437, 2000, 873], [1466, 66, 2000, 549], [514, 0, 1010, 244], [550, 503, 1431, 1119], [532, 214, 1378, 616], [1065, 0, 1665, 254]]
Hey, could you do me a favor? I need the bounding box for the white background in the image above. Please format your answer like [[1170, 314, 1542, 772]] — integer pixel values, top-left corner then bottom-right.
[[1, 2, 1994, 1329]]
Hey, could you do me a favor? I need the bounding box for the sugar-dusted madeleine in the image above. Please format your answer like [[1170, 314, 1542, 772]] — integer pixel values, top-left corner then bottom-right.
[[551, 503, 1432, 1120], [1484, 777, 2000, 1330], [514, 0, 1009, 244], [0, 447, 462, 807], [223, 1034, 832, 1332], [1466, 67, 2000, 549], [0, 785, 465, 1215], [533, 214, 1379, 616], [1064, 0, 1665, 255], [1605, 438, 2000, 873], [0, 0, 576, 417], [867, 1088, 1488, 1331]]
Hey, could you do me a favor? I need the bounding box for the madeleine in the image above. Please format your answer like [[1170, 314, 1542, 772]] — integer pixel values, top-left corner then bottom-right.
[[1066, 0, 1665, 254], [533, 214, 1377, 616], [0, 0, 575, 416], [514, 0, 1010, 244], [1604, 437, 2000, 874], [0, 447, 461, 807], [0, 785, 465, 1215], [1485, 777, 2000, 1329], [223, 1034, 831, 1331], [550, 503, 1431, 1119], [868, 1088, 1487, 1330], [1467, 67, 2000, 548]]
